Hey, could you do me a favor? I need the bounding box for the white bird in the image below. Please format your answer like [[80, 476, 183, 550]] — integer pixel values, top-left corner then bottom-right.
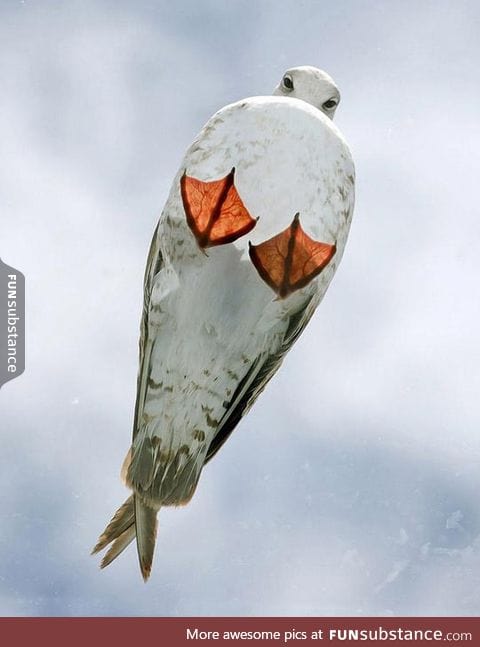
[[93, 65, 355, 580]]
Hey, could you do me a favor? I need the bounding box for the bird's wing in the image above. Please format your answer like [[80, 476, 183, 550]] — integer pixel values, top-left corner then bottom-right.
[[205, 293, 317, 462], [131, 222, 163, 442]]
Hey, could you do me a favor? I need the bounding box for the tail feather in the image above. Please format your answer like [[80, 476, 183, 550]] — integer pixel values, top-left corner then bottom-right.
[[92, 494, 159, 581], [100, 525, 136, 569], [134, 494, 158, 582], [91, 495, 134, 555]]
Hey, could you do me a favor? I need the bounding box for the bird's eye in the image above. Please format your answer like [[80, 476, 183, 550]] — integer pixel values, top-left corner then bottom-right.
[[282, 75, 294, 91], [322, 99, 337, 110]]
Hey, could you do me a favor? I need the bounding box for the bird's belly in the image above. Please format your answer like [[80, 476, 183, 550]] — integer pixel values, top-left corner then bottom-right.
[[143, 244, 282, 434]]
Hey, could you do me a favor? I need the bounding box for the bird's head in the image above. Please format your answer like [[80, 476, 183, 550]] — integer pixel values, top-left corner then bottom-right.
[[273, 65, 340, 119]]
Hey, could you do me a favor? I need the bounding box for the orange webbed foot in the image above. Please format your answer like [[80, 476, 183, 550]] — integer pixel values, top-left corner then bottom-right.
[[180, 168, 257, 248], [249, 213, 336, 298]]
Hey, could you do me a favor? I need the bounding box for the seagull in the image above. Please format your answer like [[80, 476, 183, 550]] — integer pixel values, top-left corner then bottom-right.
[[92, 65, 355, 580]]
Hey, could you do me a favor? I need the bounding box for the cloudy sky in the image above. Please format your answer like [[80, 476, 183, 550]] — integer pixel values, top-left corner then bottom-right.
[[1, 0, 480, 616]]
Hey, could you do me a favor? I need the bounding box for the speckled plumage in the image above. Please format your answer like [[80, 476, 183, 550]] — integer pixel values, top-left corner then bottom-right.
[[93, 67, 355, 580]]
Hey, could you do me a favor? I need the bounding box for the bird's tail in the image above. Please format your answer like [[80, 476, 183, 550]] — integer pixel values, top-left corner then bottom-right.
[[92, 494, 159, 581]]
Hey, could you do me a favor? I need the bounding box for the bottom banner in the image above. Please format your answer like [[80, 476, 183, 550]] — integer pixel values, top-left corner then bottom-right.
[[0, 617, 477, 646]]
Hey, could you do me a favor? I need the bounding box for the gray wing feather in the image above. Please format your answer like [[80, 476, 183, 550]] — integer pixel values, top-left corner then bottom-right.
[[205, 295, 317, 462], [132, 223, 163, 441]]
